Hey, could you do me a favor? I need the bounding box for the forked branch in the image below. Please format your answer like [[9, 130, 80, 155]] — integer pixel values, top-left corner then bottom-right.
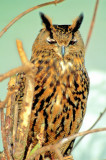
[[26, 128, 106, 160]]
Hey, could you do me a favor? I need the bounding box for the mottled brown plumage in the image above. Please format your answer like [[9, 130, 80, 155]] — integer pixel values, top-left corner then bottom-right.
[[17, 13, 89, 159]]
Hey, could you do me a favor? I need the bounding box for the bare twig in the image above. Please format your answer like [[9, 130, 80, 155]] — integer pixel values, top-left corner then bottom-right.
[[0, 0, 64, 38], [73, 108, 106, 149], [85, 0, 99, 50], [0, 65, 34, 82], [16, 40, 29, 64], [26, 128, 106, 160], [88, 108, 106, 130], [57, 128, 106, 148], [0, 40, 36, 83], [1, 109, 13, 160]]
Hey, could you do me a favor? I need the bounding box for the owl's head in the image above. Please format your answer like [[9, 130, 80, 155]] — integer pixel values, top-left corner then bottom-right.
[[32, 13, 85, 64]]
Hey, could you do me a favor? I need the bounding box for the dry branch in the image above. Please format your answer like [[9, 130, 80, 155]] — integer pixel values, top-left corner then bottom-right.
[[26, 128, 106, 160], [58, 128, 106, 148], [0, 0, 64, 38], [0, 65, 33, 82], [16, 40, 29, 64], [85, 0, 99, 50], [73, 108, 106, 149]]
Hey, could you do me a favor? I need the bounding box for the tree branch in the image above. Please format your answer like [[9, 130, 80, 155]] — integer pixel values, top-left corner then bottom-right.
[[0, 65, 33, 82], [85, 0, 99, 50], [27, 128, 106, 160], [0, 0, 64, 38], [73, 108, 106, 149]]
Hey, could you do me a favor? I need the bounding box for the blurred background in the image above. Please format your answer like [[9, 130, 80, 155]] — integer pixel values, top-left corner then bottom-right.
[[0, 0, 106, 159]]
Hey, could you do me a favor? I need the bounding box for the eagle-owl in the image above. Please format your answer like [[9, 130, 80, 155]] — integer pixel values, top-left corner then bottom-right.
[[19, 13, 90, 159]]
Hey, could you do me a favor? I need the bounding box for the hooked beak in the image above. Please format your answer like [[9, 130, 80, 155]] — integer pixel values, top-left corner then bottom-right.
[[61, 46, 65, 57]]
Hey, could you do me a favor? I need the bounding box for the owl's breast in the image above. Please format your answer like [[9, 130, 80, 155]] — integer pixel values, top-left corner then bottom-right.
[[29, 57, 89, 146]]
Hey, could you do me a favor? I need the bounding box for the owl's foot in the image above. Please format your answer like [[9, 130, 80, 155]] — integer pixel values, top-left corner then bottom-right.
[[63, 155, 74, 160]]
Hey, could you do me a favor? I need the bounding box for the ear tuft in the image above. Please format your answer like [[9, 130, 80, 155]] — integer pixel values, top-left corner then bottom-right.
[[72, 13, 84, 32], [40, 12, 52, 32]]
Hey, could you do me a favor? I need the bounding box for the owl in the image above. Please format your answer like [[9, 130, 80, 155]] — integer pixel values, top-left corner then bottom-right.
[[18, 13, 90, 159]]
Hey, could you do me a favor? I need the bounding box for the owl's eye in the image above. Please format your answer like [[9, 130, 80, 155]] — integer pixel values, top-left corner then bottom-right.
[[47, 37, 57, 44], [69, 40, 77, 45]]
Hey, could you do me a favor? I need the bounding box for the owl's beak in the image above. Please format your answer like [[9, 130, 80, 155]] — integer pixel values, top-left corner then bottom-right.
[[61, 46, 65, 57]]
